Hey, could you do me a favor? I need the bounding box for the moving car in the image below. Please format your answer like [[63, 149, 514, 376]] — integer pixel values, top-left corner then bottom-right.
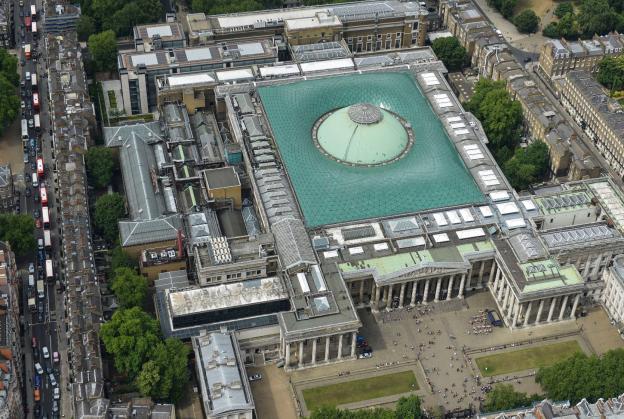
[[53, 351, 59, 363], [42, 346, 49, 359], [53, 387, 60, 400], [48, 373, 57, 387], [34, 362, 43, 375], [33, 388, 40, 402], [249, 373, 262, 382], [28, 263, 35, 274]]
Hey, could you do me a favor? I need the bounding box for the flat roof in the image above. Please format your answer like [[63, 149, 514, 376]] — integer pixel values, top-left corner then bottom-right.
[[257, 71, 485, 227], [166, 72, 216, 87], [216, 68, 255, 82], [168, 276, 288, 317], [300, 58, 354, 73], [202, 167, 241, 189], [259, 64, 300, 78]]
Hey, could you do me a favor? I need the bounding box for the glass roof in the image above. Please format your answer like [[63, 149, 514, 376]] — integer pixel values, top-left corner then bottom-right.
[[257, 72, 484, 227]]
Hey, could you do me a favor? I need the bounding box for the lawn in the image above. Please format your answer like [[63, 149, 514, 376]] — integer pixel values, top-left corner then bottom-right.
[[302, 370, 418, 411], [475, 340, 582, 377]]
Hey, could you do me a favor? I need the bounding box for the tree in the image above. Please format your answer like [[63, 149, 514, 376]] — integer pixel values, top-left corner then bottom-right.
[[88, 30, 118, 73], [136, 338, 190, 402], [483, 384, 542, 412], [77, 15, 96, 42], [94, 193, 126, 243], [111, 245, 137, 271], [514, 9, 540, 33], [0, 49, 19, 86], [106, 0, 164, 36], [111, 267, 147, 308], [554, 2, 574, 18], [503, 141, 550, 190], [577, 0, 620, 37], [0, 214, 37, 257], [394, 395, 423, 419], [85, 146, 117, 188], [542, 22, 560, 38], [101, 307, 162, 378], [536, 348, 624, 403], [0, 75, 20, 136], [597, 55, 624, 92], [486, 0, 518, 19], [431, 37, 467, 72], [556, 13, 581, 39]]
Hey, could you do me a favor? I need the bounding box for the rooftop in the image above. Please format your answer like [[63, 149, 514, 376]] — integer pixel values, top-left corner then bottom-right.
[[257, 71, 484, 227]]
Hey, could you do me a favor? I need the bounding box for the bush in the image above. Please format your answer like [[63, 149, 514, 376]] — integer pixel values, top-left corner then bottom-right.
[[554, 2, 574, 18]]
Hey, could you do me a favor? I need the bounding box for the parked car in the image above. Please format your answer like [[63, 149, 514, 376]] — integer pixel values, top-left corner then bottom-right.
[[34, 374, 41, 388], [42, 346, 49, 359], [28, 263, 35, 274], [48, 373, 57, 387], [34, 363, 43, 375], [52, 400, 59, 413], [249, 373, 262, 382], [53, 387, 60, 400], [53, 351, 59, 363]]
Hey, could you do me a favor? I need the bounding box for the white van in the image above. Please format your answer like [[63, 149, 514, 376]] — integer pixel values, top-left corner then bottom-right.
[[28, 274, 35, 287], [32, 172, 38, 187], [25, 71, 31, 81], [37, 238, 43, 249]]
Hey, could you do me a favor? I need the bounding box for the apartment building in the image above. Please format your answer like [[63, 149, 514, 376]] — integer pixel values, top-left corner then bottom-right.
[[539, 34, 624, 79], [558, 71, 624, 179], [602, 255, 624, 334]]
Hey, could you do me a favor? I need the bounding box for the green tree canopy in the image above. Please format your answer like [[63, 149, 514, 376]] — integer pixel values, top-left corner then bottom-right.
[[0, 49, 19, 86], [394, 395, 423, 418], [77, 15, 96, 42], [88, 30, 118, 73], [577, 0, 620, 37], [483, 384, 542, 412], [111, 245, 137, 272], [101, 307, 162, 378], [0, 75, 20, 136], [0, 214, 37, 257], [555, 2, 574, 18], [431, 37, 468, 72], [85, 146, 117, 188], [486, 0, 518, 19], [136, 338, 190, 402], [94, 192, 126, 243], [514, 9, 540, 33], [111, 267, 148, 308], [536, 348, 624, 403], [465, 79, 523, 163], [308, 395, 422, 418], [503, 141, 550, 190], [597, 55, 624, 91]]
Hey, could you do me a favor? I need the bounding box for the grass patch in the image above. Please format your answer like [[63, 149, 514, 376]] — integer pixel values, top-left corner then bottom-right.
[[302, 370, 418, 411], [475, 340, 582, 377]]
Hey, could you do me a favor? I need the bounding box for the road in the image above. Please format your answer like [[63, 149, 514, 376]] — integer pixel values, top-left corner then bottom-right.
[[13, 1, 64, 418]]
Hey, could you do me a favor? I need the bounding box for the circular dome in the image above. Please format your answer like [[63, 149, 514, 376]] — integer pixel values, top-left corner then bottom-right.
[[313, 104, 413, 167]]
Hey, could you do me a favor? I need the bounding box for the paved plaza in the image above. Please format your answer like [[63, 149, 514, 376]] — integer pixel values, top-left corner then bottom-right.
[[286, 290, 624, 415]]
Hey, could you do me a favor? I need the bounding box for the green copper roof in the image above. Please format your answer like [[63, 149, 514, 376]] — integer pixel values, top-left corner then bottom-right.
[[315, 104, 411, 166], [257, 72, 485, 227]]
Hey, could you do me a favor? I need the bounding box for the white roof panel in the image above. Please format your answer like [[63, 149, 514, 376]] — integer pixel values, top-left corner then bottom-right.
[[446, 210, 461, 224], [300, 58, 354, 73], [216, 68, 255, 82], [373, 242, 389, 251], [167, 73, 215, 87], [496, 202, 520, 215], [259, 64, 300, 77], [459, 208, 474, 222], [489, 191, 510, 202], [479, 206, 493, 217], [456, 228, 486, 239], [433, 212, 448, 226], [396, 236, 426, 248], [131, 53, 159, 67], [433, 233, 450, 243], [348, 246, 364, 255], [505, 218, 526, 229], [323, 250, 339, 259], [454, 129, 470, 135], [146, 25, 173, 38], [521, 200, 537, 211], [447, 116, 462, 122], [237, 42, 265, 56], [185, 47, 213, 61]]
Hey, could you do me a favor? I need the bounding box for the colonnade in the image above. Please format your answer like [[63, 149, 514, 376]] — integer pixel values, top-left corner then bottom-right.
[[283, 331, 358, 370]]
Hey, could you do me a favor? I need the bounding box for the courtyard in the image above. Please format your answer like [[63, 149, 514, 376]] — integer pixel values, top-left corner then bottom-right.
[[289, 290, 624, 415]]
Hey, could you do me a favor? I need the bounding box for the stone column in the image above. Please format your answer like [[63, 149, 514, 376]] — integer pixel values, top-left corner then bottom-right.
[[478, 260, 486, 283], [410, 280, 418, 306], [398, 283, 406, 308], [489, 261, 497, 284], [582, 256, 592, 278], [558, 295, 569, 320], [523, 301, 533, 327], [325, 336, 330, 362], [458, 274, 466, 298], [591, 254, 603, 278], [507, 298, 516, 322], [382, 286, 388, 306], [359, 280, 365, 305], [570, 294, 580, 319], [512, 301, 520, 328], [351, 332, 357, 358], [285, 342, 291, 367], [503, 284, 511, 312], [386, 285, 393, 309], [535, 299, 545, 325], [298, 341, 304, 367], [422, 279, 430, 304], [374, 285, 381, 309], [547, 297, 557, 322], [337, 334, 343, 360], [497, 278, 505, 301], [312, 339, 317, 365], [446, 275, 455, 300], [434, 278, 442, 302]]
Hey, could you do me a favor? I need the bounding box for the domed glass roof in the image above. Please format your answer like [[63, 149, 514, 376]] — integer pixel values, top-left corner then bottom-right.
[[314, 103, 412, 166]]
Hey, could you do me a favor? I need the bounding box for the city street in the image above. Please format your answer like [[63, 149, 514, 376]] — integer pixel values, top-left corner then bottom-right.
[[12, 0, 64, 417]]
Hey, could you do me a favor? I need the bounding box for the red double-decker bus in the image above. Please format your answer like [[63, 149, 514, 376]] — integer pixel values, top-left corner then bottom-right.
[[25, 16, 31, 30], [40, 186, 48, 206], [36, 157, 44, 178]]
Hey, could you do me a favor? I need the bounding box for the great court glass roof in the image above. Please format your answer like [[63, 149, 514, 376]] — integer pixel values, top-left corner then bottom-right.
[[257, 72, 485, 227]]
